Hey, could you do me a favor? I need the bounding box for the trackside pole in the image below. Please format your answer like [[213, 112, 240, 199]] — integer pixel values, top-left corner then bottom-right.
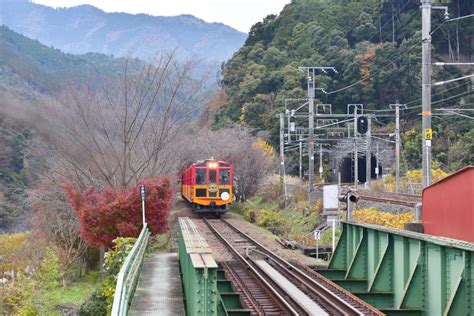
[[332, 218, 336, 253], [140, 185, 146, 226]]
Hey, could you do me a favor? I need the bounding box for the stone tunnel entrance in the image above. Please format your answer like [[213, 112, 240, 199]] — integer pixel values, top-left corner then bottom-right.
[[339, 155, 382, 183]]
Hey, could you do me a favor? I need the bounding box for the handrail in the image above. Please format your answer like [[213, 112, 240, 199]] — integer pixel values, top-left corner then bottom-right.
[[111, 224, 150, 316]]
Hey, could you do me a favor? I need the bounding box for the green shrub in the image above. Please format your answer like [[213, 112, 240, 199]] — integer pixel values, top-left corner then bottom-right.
[[38, 248, 62, 290], [76, 290, 107, 316], [256, 209, 285, 234], [1, 273, 39, 315], [229, 202, 245, 215], [102, 237, 137, 312]]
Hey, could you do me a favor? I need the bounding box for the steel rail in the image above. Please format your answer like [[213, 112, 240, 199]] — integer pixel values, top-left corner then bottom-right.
[[202, 218, 299, 315], [205, 218, 300, 315], [220, 219, 383, 316], [221, 261, 264, 316], [358, 193, 421, 208]]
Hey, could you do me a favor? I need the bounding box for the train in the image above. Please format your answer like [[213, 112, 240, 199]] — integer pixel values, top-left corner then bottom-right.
[[181, 158, 233, 214]]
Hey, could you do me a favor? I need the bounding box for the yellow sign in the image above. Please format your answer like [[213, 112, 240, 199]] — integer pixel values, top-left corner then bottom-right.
[[425, 128, 433, 140]]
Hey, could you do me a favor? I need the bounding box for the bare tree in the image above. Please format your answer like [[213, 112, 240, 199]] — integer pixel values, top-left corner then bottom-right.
[[28, 182, 88, 287], [43, 52, 207, 189]]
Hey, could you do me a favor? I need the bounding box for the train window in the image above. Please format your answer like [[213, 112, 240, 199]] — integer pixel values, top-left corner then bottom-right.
[[209, 169, 216, 184], [196, 169, 206, 185], [219, 169, 230, 185]]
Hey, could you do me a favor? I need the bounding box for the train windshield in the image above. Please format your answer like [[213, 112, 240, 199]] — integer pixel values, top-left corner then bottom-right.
[[196, 168, 206, 185], [219, 169, 230, 185], [209, 169, 216, 184]]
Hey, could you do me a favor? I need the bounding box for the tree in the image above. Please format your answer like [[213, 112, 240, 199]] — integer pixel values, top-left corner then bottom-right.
[[42, 52, 206, 190], [64, 178, 172, 248], [29, 182, 88, 287]]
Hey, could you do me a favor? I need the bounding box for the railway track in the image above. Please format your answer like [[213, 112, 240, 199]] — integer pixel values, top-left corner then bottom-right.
[[357, 191, 421, 208], [202, 218, 384, 315]]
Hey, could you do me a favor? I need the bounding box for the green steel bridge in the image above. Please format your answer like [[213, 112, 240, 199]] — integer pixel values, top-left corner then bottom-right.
[[110, 220, 474, 316]]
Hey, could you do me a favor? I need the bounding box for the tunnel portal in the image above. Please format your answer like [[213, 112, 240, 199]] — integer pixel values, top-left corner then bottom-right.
[[339, 155, 382, 183]]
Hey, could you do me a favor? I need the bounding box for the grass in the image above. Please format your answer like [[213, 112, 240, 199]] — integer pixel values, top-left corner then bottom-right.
[[42, 271, 101, 312]]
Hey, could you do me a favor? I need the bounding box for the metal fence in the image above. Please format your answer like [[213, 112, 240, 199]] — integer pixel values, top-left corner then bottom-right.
[[111, 224, 150, 316]]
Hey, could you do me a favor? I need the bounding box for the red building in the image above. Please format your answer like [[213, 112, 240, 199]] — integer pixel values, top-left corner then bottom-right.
[[422, 166, 474, 243]]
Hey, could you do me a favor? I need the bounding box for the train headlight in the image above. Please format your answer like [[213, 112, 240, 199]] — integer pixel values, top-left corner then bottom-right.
[[221, 192, 230, 201]]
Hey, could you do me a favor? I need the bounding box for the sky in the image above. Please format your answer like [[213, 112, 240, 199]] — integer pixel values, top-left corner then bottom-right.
[[32, 0, 291, 33]]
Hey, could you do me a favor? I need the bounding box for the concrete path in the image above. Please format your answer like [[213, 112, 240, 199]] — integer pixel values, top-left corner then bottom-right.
[[129, 253, 185, 315]]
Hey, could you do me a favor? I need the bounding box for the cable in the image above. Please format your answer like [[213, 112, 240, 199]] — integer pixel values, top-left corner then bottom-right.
[[328, 38, 422, 95], [366, 0, 414, 44], [402, 79, 473, 107]]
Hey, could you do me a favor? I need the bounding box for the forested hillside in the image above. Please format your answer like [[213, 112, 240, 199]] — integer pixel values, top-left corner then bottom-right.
[[0, 25, 127, 97], [215, 0, 473, 171], [0, 26, 131, 232]]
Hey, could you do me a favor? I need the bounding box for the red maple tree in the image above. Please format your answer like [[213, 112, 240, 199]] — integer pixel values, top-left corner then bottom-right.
[[64, 178, 172, 247]]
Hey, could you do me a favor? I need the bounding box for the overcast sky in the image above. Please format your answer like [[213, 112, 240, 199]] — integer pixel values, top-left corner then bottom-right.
[[32, 0, 291, 33]]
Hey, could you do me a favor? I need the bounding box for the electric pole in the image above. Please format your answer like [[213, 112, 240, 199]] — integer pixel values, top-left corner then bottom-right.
[[279, 113, 285, 196], [319, 143, 323, 182], [353, 109, 358, 189], [390, 101, 406, 193], [421, 0, 432, 188], [299, 66, 337, 208], [366, 116, 372, 190], [299, 140, 303, 182], [376, 144, 380, 179], [308, 81, 315, 208]]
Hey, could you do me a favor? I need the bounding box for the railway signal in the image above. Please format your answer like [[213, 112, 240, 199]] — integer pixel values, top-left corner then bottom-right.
[[357, 116, 368, 134]]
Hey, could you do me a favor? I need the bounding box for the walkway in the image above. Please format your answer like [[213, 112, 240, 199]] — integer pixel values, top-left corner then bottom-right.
[[129, 253, 185, 315]]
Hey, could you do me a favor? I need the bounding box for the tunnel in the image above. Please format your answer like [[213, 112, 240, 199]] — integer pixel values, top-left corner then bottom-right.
[[339, 155, 382, 183]]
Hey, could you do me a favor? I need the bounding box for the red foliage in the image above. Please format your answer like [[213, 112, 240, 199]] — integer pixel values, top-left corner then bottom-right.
[[63, 178, 172, 247]]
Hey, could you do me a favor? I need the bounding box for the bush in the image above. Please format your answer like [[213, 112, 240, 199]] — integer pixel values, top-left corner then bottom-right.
[[229, 202, 245, 215], [76, 290, 107, 316], [352, 208, 415, 229], [38, 248, 62, 290], [255, 209, 285, 234], [102, 237, 137, 312]]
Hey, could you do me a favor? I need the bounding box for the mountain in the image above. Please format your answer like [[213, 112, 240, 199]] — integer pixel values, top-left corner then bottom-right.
[[0, 25, 127, 97], [0, 0, 246, 63]]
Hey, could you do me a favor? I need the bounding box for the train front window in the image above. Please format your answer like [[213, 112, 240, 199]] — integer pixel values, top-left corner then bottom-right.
[[209, 169, 216, 184], [219, 169, 230, 185], [196, 169, 206, 185]]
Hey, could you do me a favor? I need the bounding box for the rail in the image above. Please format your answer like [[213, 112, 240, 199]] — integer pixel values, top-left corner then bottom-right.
[[206, 218, 383, 315], [111, 224, 151, 316]]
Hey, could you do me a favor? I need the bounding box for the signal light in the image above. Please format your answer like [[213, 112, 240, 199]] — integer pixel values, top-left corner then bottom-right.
[[348, 193, 359, 203], [357, 116, 368, 134], [208, 161, 218, 169]]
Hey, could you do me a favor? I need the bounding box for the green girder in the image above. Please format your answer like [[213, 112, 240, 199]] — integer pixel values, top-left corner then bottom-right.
[[318, 222, 474, 316]]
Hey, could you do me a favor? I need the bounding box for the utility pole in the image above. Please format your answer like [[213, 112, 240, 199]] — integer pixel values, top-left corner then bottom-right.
[[390, 101, 405, 193], [299, 140, 303, 182], [376, 144, 380, 179], [299, 66, 337, 208], [319, 143, 323, 182], [353, 109, 358, 189], [279, 113, 285, 198], [308, 80, 315, 208], [366, 116, 372, 190], [421, 0, 432, 188]]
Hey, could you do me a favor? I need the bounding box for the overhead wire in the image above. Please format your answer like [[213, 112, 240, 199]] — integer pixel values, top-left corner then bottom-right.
[[327, 8, 422, 95]]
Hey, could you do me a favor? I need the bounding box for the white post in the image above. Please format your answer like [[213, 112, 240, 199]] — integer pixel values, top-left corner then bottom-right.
[[332, 218, 336, 253], [316, 239, 319, 259], [140, 186, 146, 226]]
